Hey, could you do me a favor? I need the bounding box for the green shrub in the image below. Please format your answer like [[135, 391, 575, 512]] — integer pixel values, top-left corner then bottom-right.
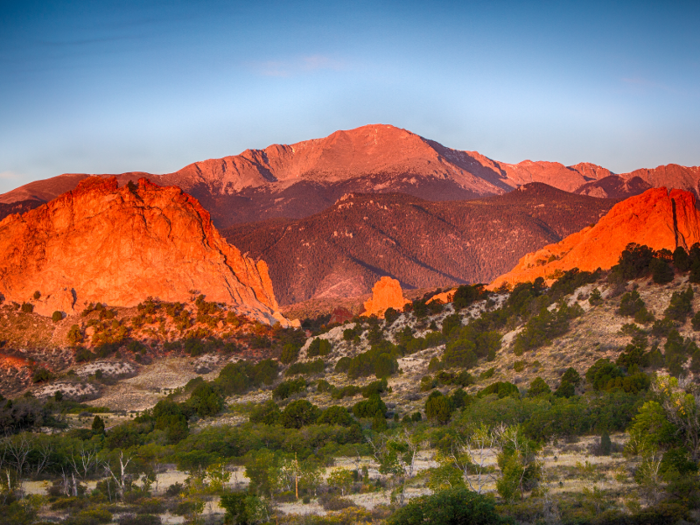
[[280, 399, 321, 428], [527, 377, 551, 397], [387, 487, 509, 525], [442, 339, 477, 369], [21, 302, 34, 314], [425, 391, 454, 424], [650, 258, 674, 284], [618, 290, 645, 317], [586, 359, 623, 391], [307, 338, 332, 357], [318, 405, 356, 426], [280, 344, 300, 364], [285, 359, 325, 377], [477, 381, 519, 399], [664, 285, 694, 322], [352, 394, 387, 418], [272, 377, 307, 400], [249, 400, 281, 425]]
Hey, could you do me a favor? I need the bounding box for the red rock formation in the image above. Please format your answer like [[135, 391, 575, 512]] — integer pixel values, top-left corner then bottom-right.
[[329, 307, 354, 325], [0, 177, 284, 323], [361, 277, 410, 318], [490, 188, 700, 289]]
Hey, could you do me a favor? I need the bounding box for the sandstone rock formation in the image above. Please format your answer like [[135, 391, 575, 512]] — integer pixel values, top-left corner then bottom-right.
[[361, 277, 410, 318], [0, 177, 287, 324], [490, 188, 700, 289], [4, 124, 695, 227]]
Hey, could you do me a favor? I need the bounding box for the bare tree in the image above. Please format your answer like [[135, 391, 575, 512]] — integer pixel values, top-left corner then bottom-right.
[[367, 428, 423, 506], [446, 423, 497, 494], [2, 433, 32, 494], [103, 450, 132, 499]]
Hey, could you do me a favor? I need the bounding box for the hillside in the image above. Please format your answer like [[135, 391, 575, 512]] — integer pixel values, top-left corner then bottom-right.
[[223, 183, 617, 304], [1, 124, 696, 227]]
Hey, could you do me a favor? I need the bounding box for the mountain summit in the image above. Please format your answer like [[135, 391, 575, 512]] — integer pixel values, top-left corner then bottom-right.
[[2, 124, 696, 228]]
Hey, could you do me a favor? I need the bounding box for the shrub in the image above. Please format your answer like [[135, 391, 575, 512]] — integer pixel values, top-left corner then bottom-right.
[[617, 243, 654, 280], [664, 285, 694, 322], [307, 338, 332, 357], [387, 487, 509, 525], [650, 258, 674, 284], [249, 400, 281, 425], [588, 288, 603, 306], [32, 367, 53, 383], [586, 359, 623, 391], [477, 381, 519, 399], [528, 377, 551, 397], [618, 290, 645, 316], [442, 339, 478, 369], [273, 377, 307, 400], [651, 318, 676, 338], [285, 359, 325, 377], [280, 399, 320, 428], [425, 391, 454, 424], [674, 246, 691, 272], [318, 405, 356, 426], [52, 310, 63, 322], [21, 302, 34, 314], [352, 394, 387, 418], [280, 344, 300, 364]]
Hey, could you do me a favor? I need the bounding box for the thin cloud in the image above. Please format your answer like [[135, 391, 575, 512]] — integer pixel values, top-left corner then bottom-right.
[[0, 171, 20, 180]]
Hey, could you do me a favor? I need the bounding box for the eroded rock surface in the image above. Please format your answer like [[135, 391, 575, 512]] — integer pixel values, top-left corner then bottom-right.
[[491, 188, 700, 289], [0, 177, 281, 321], [362, 277, 410, 318]]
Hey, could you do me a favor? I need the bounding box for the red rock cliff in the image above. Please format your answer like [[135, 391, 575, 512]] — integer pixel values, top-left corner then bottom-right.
[[0, 177, 280, 319], [362, 277, 410, 318], [490, 187, 700, 289]]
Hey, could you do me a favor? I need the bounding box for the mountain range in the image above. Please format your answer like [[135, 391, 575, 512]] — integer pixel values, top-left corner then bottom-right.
[[1, 124, 698, 228], [223, 184, 616, 304]]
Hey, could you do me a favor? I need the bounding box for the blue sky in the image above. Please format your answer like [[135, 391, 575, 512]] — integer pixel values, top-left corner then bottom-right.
[[1, 0, 699, 193]]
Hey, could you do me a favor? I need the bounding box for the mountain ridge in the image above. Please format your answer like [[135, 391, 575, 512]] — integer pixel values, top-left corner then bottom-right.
[[2, 124, 696, 227]]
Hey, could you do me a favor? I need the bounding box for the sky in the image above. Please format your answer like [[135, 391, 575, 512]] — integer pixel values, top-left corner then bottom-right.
[[1, 0, 699, 193]]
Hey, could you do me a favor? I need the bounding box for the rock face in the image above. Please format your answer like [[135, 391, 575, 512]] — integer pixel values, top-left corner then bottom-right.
[[0, 177, 282, 322], [5, 124, 695, 227], [490, 188, 700, 289], [362, 277, 410, 318], [224, 184, 616, 304]]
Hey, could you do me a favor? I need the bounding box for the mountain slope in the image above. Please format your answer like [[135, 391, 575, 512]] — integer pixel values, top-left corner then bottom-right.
[[491, 187, 700, 289], [223, 183, 616, 305], [0, 177, 281, 321]]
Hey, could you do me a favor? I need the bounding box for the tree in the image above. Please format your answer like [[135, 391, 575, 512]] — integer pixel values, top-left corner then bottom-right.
[[528, 377, 551, 397], [664, 286, 694, 322], [92, 415, 105, 434], [442, 339, 477, 369], [367, 429, 424, 506], [387, 487, 510, 525], [249, 400, 281, 425], [494, 425, 541, 503], [618, 290, 645, 317], [327, 467, 354, 496], [280, 400, 320, 429], [279, 344, 300, 364], [650, 258, 674, 284], [425, 392, 454, 424]]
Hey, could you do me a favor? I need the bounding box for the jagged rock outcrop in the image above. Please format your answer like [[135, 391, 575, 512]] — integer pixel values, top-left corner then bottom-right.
[[490, 188, 700, 289], [362, 277, 409, 318], [0, 177, 288, 324]]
